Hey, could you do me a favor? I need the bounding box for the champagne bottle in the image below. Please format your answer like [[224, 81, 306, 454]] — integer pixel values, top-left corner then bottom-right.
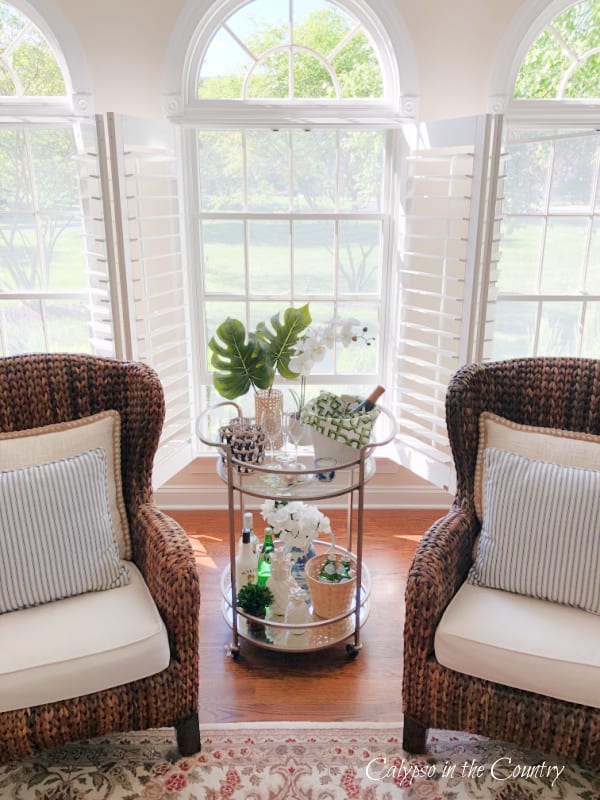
[[348, 385, 385, 413], [257, 530, 275, 586], [235, 528, 257, 587], [238, 511, 259, 556]]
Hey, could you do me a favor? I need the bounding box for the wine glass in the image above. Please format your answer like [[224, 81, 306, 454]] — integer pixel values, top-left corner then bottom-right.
[[275, 411, 299, 466], [285, 411, 306, 469], [259, 406, 283, 466]]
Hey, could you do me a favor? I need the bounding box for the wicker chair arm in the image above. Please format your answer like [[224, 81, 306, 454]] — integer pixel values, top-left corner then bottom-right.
[[404, 504, 478, 659], [130, 504, 200, 667]]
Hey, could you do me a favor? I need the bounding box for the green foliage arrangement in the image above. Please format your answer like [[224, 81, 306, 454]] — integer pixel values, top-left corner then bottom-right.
[[208, 304, 312, 400], [236, 582, 274, 619]]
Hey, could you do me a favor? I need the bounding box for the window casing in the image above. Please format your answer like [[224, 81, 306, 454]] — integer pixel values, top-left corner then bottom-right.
[[0, 1, 113, 357], [180, 0, 411, 416]]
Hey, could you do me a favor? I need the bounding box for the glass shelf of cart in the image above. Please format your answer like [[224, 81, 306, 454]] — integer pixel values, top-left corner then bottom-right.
[[221, 598, 370, 653], [215, 454, 375, 501], [221, 541, 371, 653], [221, 539, 371, 652]]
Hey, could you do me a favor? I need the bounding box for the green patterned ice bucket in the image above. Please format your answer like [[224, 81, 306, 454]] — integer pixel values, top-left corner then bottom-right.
[[300, 391, 380, 465]]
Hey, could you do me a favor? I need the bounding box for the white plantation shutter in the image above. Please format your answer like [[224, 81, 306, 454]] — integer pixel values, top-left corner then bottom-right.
[[99, 113, 195, 488], [392, 114, 503, 492], [77, 119, 119, 358]]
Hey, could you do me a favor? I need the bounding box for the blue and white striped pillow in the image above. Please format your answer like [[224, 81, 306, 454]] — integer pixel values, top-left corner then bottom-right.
[[468, 447, 600, 613], [0, 447, 129, 614]]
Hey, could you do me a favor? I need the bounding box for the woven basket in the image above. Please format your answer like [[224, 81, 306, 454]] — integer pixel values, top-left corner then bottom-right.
[[219, 417, 266, 473], [305, 553, 357, 620]]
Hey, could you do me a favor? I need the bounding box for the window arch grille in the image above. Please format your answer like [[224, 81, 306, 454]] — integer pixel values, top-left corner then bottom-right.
[[0, 1, 66, 96], [197, 1, 384, 100], [491, 0, 600, 362], [513, 0, 600, 99]]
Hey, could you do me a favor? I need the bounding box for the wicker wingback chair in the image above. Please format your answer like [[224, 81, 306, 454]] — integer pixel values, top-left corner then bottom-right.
[[0, 353, 200, 761], [402, 357, 600, 767]]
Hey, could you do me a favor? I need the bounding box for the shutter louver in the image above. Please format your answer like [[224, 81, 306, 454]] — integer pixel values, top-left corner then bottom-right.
[[393, 115, 503, 493], [76, 120, 118, 358], [102, 113, 194, 489]]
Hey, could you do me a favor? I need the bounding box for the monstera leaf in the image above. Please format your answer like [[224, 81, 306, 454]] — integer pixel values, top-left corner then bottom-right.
[[208, 305, 313, 399], [256, 304, 312, 380], [208, 318, 274, 400]]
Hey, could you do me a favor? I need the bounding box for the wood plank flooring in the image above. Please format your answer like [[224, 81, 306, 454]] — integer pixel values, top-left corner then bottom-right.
[[168, 508, 442, 724]]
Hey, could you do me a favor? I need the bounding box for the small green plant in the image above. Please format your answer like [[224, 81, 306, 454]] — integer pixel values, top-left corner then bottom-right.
[[236, 582, 274, 618]]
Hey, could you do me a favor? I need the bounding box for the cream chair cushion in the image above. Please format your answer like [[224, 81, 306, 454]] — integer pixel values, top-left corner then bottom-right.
[[0, 564, 170, 713], [435, 582, 600, 709]]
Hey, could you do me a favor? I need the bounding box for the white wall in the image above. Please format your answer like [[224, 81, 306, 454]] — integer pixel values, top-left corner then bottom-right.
[[55, 0, 526, 121]]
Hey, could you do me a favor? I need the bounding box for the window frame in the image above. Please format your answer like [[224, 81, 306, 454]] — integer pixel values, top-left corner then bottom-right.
[[170, 0, 419, 419], [0, 1, 103, 357], [489, 0, 600, 362], [164, 0, 419, 121], [0, 0, 93, 117]]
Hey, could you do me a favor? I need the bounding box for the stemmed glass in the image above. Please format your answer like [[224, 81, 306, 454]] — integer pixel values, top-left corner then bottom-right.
[[259, 407, 283, 466], [275, 412, 297, 466], [285, 411, 306, 469]]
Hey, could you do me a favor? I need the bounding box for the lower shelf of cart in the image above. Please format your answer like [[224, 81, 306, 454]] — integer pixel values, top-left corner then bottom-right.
[[221, 596, 370, 653]]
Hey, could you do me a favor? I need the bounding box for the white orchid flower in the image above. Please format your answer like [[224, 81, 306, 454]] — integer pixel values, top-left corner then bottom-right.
[[302, 335, 326, 363], [339, 317, 361, 346]]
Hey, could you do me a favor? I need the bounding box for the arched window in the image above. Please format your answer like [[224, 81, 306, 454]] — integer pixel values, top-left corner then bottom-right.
[[0, 1, 108, 357], [513, 0, 600, 99], [492, 0, 600, 360], [171, 0, 417, 410], [196, 1, 384, 100], [0, 1, 66, 96]]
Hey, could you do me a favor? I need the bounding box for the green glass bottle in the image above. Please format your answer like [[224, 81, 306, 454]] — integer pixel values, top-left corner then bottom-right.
[[257, 529, 275, 586], [318, 553, 340, 582]]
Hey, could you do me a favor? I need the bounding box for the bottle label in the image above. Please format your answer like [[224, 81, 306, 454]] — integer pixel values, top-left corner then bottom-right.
[[238, 568, 256, 585]]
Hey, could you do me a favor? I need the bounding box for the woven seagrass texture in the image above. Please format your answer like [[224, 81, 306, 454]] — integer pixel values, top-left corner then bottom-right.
[[0, 354, 200, 762], [403, 357, 600, 768]]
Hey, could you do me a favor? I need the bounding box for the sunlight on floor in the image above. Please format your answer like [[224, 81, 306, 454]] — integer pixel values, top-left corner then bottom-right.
[[187, 534, 220, 570]]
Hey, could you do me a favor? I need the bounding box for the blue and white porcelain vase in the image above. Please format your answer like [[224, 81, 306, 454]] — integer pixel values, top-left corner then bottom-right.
[[286, 543, 317, 595]]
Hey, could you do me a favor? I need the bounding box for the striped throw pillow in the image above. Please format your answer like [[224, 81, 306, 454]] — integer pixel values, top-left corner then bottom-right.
[[0, 448, 129, 614], [468, 448, 600, 613]]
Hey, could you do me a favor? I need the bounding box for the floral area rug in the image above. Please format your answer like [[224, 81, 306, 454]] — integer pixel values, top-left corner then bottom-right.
[[0, 722, 598, 799]]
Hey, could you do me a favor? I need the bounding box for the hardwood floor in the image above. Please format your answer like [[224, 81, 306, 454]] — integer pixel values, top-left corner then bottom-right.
[[168, 508, 442, 724]]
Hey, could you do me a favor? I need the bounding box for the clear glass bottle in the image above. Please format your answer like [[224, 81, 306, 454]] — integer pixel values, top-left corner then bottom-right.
[[257, 529, 275, 586]]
